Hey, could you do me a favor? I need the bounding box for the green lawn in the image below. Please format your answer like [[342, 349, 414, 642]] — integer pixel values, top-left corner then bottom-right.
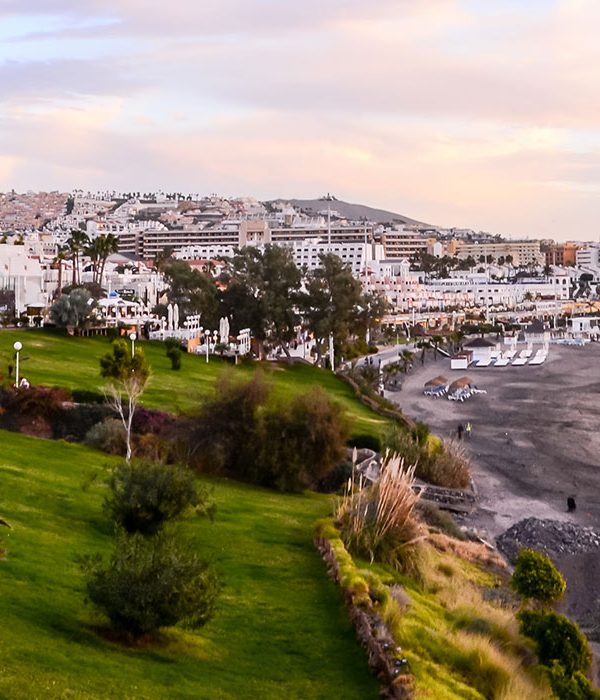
[[0, 431, 379, 699], [0, 329, 388, 438]]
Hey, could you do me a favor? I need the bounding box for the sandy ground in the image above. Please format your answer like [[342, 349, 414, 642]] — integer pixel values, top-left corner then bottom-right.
[[387, 342, 600, 540]]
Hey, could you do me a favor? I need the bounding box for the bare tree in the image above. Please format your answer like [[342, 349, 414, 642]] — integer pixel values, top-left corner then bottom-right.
[[100, 339, 149, 462]]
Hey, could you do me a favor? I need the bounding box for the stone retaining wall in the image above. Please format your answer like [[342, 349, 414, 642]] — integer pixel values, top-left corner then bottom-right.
[[315, 536, 413, 700]]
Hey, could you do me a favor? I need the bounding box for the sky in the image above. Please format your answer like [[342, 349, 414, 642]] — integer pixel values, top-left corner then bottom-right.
[[1, 0, 600, 241]]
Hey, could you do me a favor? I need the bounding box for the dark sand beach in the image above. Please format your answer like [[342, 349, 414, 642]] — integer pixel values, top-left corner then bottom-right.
[[387, 342, 600, 629]]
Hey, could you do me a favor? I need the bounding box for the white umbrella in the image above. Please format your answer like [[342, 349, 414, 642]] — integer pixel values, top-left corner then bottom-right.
[[167, 303, 173, 330], [173, 303, 179, 330], [219, 316, 230, 344]]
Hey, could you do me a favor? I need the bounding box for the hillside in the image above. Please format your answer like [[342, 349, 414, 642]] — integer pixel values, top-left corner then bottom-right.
[[268, 197, 428, 226], [0, 329, 390, 438], [0, 431, 379, 699]]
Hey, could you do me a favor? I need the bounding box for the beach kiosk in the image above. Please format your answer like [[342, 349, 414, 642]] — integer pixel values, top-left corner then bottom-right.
[[450, 350, 473, 370], [462, 337, 497, 364]]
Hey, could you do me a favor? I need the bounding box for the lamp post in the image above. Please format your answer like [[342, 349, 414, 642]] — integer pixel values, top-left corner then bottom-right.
[[129, 332, 137, 358], [13, 341, 22, 387], [204, 330, 210, 363]]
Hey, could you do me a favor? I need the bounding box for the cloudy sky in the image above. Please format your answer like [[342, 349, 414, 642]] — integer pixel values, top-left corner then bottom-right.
[[1, 0, 600, 240]]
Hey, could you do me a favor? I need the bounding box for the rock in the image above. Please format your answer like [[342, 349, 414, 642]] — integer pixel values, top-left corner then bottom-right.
[[497, 517, 600, 563]]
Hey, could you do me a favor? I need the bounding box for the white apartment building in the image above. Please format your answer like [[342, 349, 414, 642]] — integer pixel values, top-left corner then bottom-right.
[[287, 240, 384, 275], [0, 245, 47, 314], [575, 243, 600, 269], [362, 267, 569, 315]]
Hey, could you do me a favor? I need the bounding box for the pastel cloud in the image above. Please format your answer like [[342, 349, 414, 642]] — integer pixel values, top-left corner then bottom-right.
[[0, 0, 599, 239]]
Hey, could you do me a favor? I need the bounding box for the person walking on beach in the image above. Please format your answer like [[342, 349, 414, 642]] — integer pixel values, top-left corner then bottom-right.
[[465, 422, 472, 439], [457, 424, 464, 440]]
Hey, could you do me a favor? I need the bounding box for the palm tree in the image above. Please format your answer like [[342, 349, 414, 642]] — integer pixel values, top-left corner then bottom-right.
[[399, 349, 414, 374], [52, 245, 69, 297], [85, 237, 102, 285], [97, 233, 119, 287], [66, 229, 89, 286], [432, 334, 444, 359]]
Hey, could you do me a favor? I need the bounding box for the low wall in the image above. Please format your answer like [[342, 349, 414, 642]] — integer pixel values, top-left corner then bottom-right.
[[336, 372, 416, 431]]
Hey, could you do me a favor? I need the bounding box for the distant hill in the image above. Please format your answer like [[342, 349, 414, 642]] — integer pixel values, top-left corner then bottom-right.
[[267, 197, 428, 226]]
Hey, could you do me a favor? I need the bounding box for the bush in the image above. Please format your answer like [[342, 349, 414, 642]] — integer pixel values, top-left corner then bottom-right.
[[85, 419, 127, 456], [71, 388, 105, 404], [182, 373, 347, 492], [0, 385, 71, 417], [166, 346, 182, 370], [347, 433, 381, 452], [131, 407, 174, 436], [546, 661, 600, 700], [384, 428, 471, 489], [518, 609, 592, 677], [182, 372, 269, 478], [104, 460, 214, 535], [417, 502, 466, 541], [258, 388, 348, 492], [511, 548, 566, 605], [82, 530, 220, 639]]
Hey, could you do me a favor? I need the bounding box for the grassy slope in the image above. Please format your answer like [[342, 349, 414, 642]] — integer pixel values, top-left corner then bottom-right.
[[0, 431, 379, 699], [0, 329, 388, 438]]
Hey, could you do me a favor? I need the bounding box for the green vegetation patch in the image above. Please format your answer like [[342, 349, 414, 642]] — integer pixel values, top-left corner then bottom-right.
[[0, 329, 389, 438], [0, 430, 378, 699]]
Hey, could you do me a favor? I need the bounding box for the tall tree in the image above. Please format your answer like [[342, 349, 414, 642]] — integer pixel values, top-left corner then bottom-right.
[[52, 245, 70, 297], [97, 234, 120, 286], [66, 229, 90, 286], [301, 253, 364, 363], [161, 259, 220, 327], [221, 245, 302, 358]]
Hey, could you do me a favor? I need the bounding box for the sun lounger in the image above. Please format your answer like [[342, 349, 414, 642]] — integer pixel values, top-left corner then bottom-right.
[[511, 357, 528, 366], [504, 349, 517, 359], [475, 357, 492, 367], [494, 357, 510, 366]]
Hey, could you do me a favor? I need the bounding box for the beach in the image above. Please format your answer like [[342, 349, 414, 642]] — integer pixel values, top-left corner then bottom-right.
[[387, 342, 600, 539]]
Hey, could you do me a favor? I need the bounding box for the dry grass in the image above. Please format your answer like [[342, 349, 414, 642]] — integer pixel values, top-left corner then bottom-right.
[[428, 531, 509, 573], [336, 453, 425, 573]]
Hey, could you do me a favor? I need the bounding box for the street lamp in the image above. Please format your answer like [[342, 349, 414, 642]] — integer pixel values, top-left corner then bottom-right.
[[13, 341, 22, 387], [129, 332, 137, 358]]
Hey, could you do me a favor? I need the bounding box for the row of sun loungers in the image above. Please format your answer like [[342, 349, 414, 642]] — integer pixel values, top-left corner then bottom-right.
[[471, 346, 548, 368]]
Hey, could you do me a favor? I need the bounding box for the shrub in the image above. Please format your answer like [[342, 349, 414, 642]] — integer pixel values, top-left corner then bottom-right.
[[546, 661, 600, 700], [82, 529, 220, 639], [518, 609, 592, 677], [104, 460, 214, 535], [511, 548, 566, 605], [71, 388, 105, 404], [85, 419, 127, 456], [384, 428, 471, 489], [166, 346, 182, 370], [183, 373, 347, 492], [417, 502, 466, 541], [131, 407, 174, 436], [347, 433, 381, 452], [0, 385, 71, 417], [258, 388, 348, 492], [182, 371, 269, 478]]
